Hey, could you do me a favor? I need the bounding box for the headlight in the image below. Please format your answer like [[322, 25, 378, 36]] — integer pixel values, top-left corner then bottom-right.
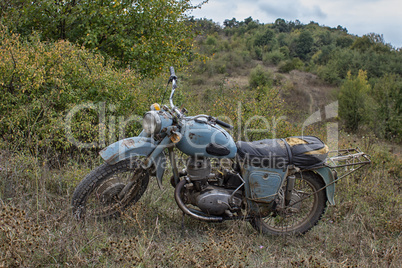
[[143, 111, 162, 135]]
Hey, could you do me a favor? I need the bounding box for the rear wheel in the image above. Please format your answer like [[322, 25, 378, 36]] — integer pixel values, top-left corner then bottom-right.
[[251, 172, 327, 235], [71, 159, 149, 220]]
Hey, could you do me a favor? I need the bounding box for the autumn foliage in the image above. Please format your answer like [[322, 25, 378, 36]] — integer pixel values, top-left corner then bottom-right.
[[0, 29, 148, 157], [1, 0, 198, 76]]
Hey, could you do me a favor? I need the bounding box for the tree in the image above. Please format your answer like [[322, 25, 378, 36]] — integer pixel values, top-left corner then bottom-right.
[[0, 29, 149, 155], [336, 25, 348, 33], [193, 18, 221, 35], [274, 18, 290, 33], [223, 18, 239, 28], [339, 70, 371, 132], [254, 29, 275, 47], [243, 17, 253, 25], [295, 30, 314, 60], [336, 36, 354, 48], [372, 74, 402, 140], [1, 0, 201, 77], [351, 35, 373, 52], [318, 31, 332, 46]]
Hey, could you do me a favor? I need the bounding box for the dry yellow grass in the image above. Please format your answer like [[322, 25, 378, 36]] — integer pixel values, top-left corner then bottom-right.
[[0, 135, 400, 267]]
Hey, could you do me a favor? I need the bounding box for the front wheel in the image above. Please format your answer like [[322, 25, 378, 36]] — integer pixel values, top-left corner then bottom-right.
[[250, 172, 327, 235], [71, 158, 149, 220]]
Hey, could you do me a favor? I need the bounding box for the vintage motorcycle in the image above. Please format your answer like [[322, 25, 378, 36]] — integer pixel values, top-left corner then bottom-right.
[[71, 67, 371, 235]]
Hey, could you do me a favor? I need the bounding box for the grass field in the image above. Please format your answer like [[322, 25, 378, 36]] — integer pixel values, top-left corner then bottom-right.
[[1, 134, 400, 267]]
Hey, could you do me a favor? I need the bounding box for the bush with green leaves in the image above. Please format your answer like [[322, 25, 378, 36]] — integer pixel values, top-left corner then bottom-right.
[[249, 65, 273, 89], [0, 0, 200, 77], [295, 30, 314, 60], [316, 45, 402, 85], [371, 74, 402, 141], [263, 50, 285, 65], [185, 80, 287, 142], [278, 58, 303, 73], [0, 29, 153, 158], [254, 29, 276, 48], [205, 35, 218, 46], [338, 70, 372, 132]]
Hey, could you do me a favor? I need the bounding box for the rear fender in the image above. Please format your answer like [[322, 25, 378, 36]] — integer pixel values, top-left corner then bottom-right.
[[312, 167, 336, 205], [99, 137, 166, 184]]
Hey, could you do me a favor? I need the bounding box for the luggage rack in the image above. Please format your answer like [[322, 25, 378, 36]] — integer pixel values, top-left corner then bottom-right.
[[326, 147, 371, 179]]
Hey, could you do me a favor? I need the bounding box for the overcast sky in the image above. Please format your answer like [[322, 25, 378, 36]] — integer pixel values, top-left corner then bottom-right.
[[190, 0, 402, 48]]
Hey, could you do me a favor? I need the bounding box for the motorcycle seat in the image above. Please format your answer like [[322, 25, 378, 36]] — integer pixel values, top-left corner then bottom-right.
[[236, 136, 328, 169]]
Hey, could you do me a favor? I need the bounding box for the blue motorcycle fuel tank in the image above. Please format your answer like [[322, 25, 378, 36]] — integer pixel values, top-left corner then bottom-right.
[[176, 118, 237, 159]]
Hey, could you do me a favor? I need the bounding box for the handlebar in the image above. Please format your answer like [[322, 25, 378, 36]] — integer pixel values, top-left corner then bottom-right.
[[166, 67, 235, 129], [205, 116, 234, 130], [215, 118, 234, 130], [169, 66, 176, 78], [168, 66, 180, 117], [169, 66, 177, 90]]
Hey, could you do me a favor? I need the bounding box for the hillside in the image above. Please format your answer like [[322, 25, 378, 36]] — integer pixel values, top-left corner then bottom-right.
[[0, 11, 401, 268], [187, 62, 337, 121], [183, 17, 401, 140]]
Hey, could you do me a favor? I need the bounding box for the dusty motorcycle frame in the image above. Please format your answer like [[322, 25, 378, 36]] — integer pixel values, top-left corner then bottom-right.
[[71, 67, 371, 235]]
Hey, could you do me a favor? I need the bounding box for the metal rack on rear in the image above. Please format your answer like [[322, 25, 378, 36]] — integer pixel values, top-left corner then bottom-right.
[[327, 148, 371, 180]]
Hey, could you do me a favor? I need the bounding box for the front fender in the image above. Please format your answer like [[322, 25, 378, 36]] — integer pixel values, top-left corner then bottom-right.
[[99, 137, 166, 184], [100, 137, 156, 164], [313, 167, 336, 205]]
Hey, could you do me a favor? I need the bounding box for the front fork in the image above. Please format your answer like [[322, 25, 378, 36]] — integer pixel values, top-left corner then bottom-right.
[[168, 147, 180, 187]]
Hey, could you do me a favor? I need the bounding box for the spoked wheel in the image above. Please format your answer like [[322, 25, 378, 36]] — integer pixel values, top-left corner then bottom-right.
[[71, 158, 149, 220], [251, 172, 327, 235]]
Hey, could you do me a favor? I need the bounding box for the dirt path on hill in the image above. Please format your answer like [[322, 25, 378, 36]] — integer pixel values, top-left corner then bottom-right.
[[285, 70, 336, 114], [225, 66, 338, 119]]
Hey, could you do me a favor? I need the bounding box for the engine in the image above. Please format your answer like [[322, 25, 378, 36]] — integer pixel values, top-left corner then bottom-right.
[[183, 157, 243, 216], [195, 185, 242, 215]]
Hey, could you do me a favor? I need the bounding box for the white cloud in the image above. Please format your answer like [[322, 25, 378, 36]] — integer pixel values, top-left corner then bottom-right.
[[257, 0, 326, 19]]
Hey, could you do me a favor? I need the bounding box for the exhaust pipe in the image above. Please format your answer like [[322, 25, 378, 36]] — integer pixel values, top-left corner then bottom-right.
[[174, 179, 223, 222]]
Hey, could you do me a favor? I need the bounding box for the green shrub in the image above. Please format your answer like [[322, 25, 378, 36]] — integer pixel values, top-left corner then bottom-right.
[[263, 50, 285, 65], [185, 81, 285, 141], [279, 46, 290, 58], [0, 29, 149, 158], [317, 64, 342, 85], [254, 29, 275, 47], [336, 36, 354, 48], [1, 0, 196, 77], [253, 46, 263, 60], [278, 58, 303, 73], [371, 74, 402, 141], [205, 35, 217, 46], [338, 70, 372, 132], [222, 51, 246, 70], [249, 65, 273, 89], [295, 30, 314, 60]]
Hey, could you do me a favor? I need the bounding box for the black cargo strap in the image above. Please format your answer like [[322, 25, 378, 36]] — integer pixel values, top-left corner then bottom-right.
[[281, 138, 293, 166]]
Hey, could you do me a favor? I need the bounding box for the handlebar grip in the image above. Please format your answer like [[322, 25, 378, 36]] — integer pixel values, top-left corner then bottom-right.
[[215, 119, 234, 130], [169, 66, 176, 79]]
